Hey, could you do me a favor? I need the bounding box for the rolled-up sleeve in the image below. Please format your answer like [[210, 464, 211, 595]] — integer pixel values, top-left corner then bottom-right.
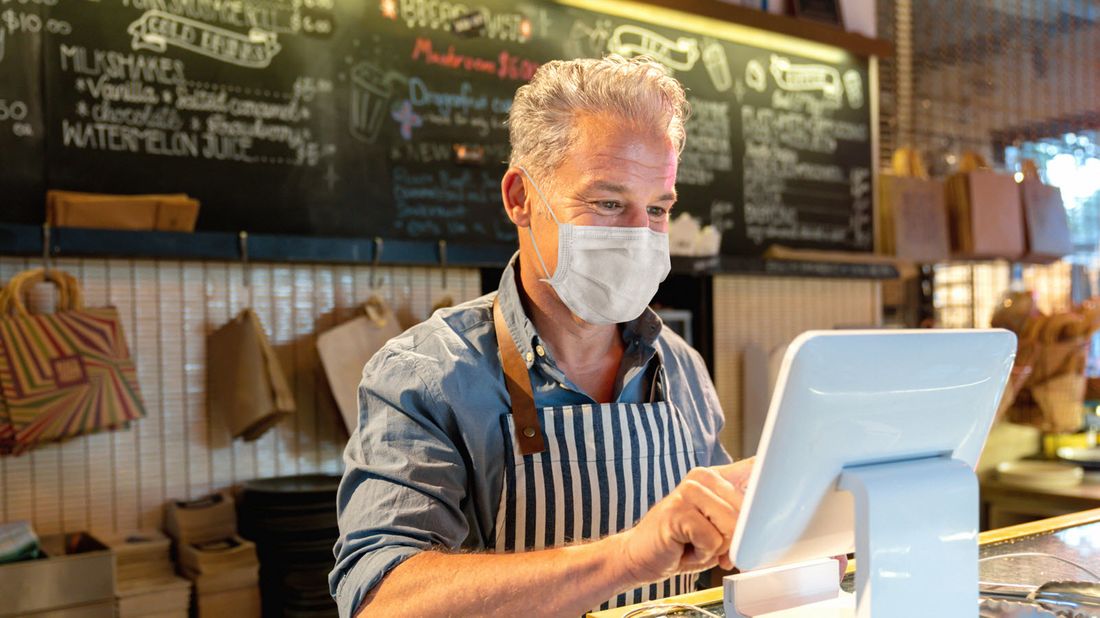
[[329, 347, 469, 617]]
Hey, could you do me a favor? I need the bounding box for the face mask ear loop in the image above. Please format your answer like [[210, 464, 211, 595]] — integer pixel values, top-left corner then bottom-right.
[[516, 165, 561, 225], [517, 165, 559, 282], [525, 227, 553, 284]]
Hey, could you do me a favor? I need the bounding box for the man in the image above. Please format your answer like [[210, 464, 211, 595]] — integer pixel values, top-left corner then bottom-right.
[[330, 55, 753, 617]]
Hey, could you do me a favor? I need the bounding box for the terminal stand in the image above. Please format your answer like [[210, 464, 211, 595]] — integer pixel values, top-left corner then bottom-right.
[[725, 456, 978, 618]]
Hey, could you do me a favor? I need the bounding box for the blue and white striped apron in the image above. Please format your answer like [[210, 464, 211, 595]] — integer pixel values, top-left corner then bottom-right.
[[492, 390, 700, 611]]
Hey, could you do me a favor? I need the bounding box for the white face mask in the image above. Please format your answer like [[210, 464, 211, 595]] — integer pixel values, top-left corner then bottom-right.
[[518, 166, 671, 325]]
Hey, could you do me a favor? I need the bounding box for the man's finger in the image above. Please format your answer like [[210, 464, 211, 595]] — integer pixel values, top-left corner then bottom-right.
[[679, 479, 739, 538], [675, 509, 725, 560], [686, 467, 745, 515], [719, 552, 734, 571], [713, 457, 755, 489]]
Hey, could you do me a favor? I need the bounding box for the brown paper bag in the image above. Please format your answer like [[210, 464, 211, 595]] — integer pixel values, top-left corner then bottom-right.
[[877, 148, 951, 262], [207, 309, 294, 441], [945, 153, 1025, 259], [47, 190, 200, 232], [1018, 161, 1072, 263], [317, 296, 402, 433]]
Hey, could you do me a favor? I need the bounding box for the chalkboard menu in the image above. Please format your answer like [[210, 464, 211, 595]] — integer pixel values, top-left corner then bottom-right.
[[1, 0, 873, 255], [1, 2, 46, 223]]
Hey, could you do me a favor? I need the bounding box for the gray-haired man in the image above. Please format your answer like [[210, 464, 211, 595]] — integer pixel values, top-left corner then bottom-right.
[[330, 55, 752, 617]]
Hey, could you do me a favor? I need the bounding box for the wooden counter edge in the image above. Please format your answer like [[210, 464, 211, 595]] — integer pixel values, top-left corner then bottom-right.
[[979, 506, 1100, 545], [589, 507, 1100, 617], [587, 586, 725, 618]]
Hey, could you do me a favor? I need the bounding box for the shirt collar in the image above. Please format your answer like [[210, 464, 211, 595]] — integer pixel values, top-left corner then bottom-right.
[[496, 253, 540, 367], [496, 252, 664, 369], [622, 304, 663, 350]]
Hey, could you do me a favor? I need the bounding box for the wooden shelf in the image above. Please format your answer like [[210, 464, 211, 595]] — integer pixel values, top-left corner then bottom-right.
[[638, 0, 894, 57], [672, 255, 898, 279]]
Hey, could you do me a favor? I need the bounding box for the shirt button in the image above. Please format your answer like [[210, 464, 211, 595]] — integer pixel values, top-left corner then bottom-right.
[[522, 426, 536, 438], [525, 351, 534, 363], [535, 345, 546, 357]]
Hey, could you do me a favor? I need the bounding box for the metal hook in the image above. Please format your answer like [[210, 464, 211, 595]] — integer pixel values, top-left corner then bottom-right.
[[371, 237, 384, 290], [438, 239, 448, 290], [238, 231, 250, 288], [41, 223, 52, 274]]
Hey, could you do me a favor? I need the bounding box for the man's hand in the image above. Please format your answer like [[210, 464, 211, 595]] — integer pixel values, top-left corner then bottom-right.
[[355, 459, 756, 617], [616, 458, 754, 584]]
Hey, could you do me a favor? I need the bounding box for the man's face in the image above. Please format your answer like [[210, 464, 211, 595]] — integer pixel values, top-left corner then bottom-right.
[[523, 113, 678, 278]]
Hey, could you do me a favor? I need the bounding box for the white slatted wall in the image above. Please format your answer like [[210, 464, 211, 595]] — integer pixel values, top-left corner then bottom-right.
[[0, 256, 480, 535], [1, 255, 886, 527], [712, 275, 883, 459]]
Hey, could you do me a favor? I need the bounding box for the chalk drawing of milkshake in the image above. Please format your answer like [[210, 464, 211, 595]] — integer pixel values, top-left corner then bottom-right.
[[702, 40, 731, 92], [350, 62, 405, 144], [843, 69, 864, 109]]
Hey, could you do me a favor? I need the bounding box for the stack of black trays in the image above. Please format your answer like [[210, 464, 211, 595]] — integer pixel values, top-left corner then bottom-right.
[[239, 474, 342, 617]]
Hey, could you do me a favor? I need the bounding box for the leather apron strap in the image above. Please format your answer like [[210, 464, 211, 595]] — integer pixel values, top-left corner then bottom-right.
[[493, 295, 546, 455]]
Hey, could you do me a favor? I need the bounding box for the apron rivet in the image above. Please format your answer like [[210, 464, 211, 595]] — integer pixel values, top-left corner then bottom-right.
[[522, 426, 536, 438]]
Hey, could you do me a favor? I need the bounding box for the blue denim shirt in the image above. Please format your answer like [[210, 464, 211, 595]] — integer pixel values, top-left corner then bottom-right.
[[329, 254, 731, 617]]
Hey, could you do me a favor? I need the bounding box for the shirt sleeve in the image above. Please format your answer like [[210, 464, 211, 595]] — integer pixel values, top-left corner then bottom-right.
[[329, 346, 469, 618], [686, 345, 733, 467], [700, 372, 733, 466]]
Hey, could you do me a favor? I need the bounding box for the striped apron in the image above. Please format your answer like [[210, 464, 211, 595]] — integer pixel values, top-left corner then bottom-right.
[[491, 298, 699, 612]]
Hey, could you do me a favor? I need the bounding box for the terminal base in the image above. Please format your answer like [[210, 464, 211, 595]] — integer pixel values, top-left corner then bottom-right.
[[725, 457, 978, 618]]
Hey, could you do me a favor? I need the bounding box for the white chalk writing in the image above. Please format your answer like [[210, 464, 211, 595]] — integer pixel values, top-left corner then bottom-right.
[[395, 0, 531, 43], [402, 75, 510, 138], [740, 56, 872, 248], [608, 24, 699, 72], [679, 97, 731, 186], [60, 44, 185, 85], [769, 54, 842, 107], [128, 10, 282, 69], [119, 0, 323, 37], [391, 165, 501, 238], [58, 43, 336, 168], [2, 9, 70, 36]]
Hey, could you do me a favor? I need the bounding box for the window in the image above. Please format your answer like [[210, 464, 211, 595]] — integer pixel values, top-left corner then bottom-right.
[[1005, 130, 1100, 258]]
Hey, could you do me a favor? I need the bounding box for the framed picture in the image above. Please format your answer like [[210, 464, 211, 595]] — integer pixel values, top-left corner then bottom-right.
[[792, 0, 845, 28]]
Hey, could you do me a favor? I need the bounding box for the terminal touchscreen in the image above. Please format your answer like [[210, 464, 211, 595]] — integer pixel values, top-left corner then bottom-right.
[[726, 329, 1016, 617]]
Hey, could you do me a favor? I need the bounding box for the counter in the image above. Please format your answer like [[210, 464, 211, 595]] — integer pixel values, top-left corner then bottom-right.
[[982, 474, 1100, 529], [590, 507, 1100, 617]]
